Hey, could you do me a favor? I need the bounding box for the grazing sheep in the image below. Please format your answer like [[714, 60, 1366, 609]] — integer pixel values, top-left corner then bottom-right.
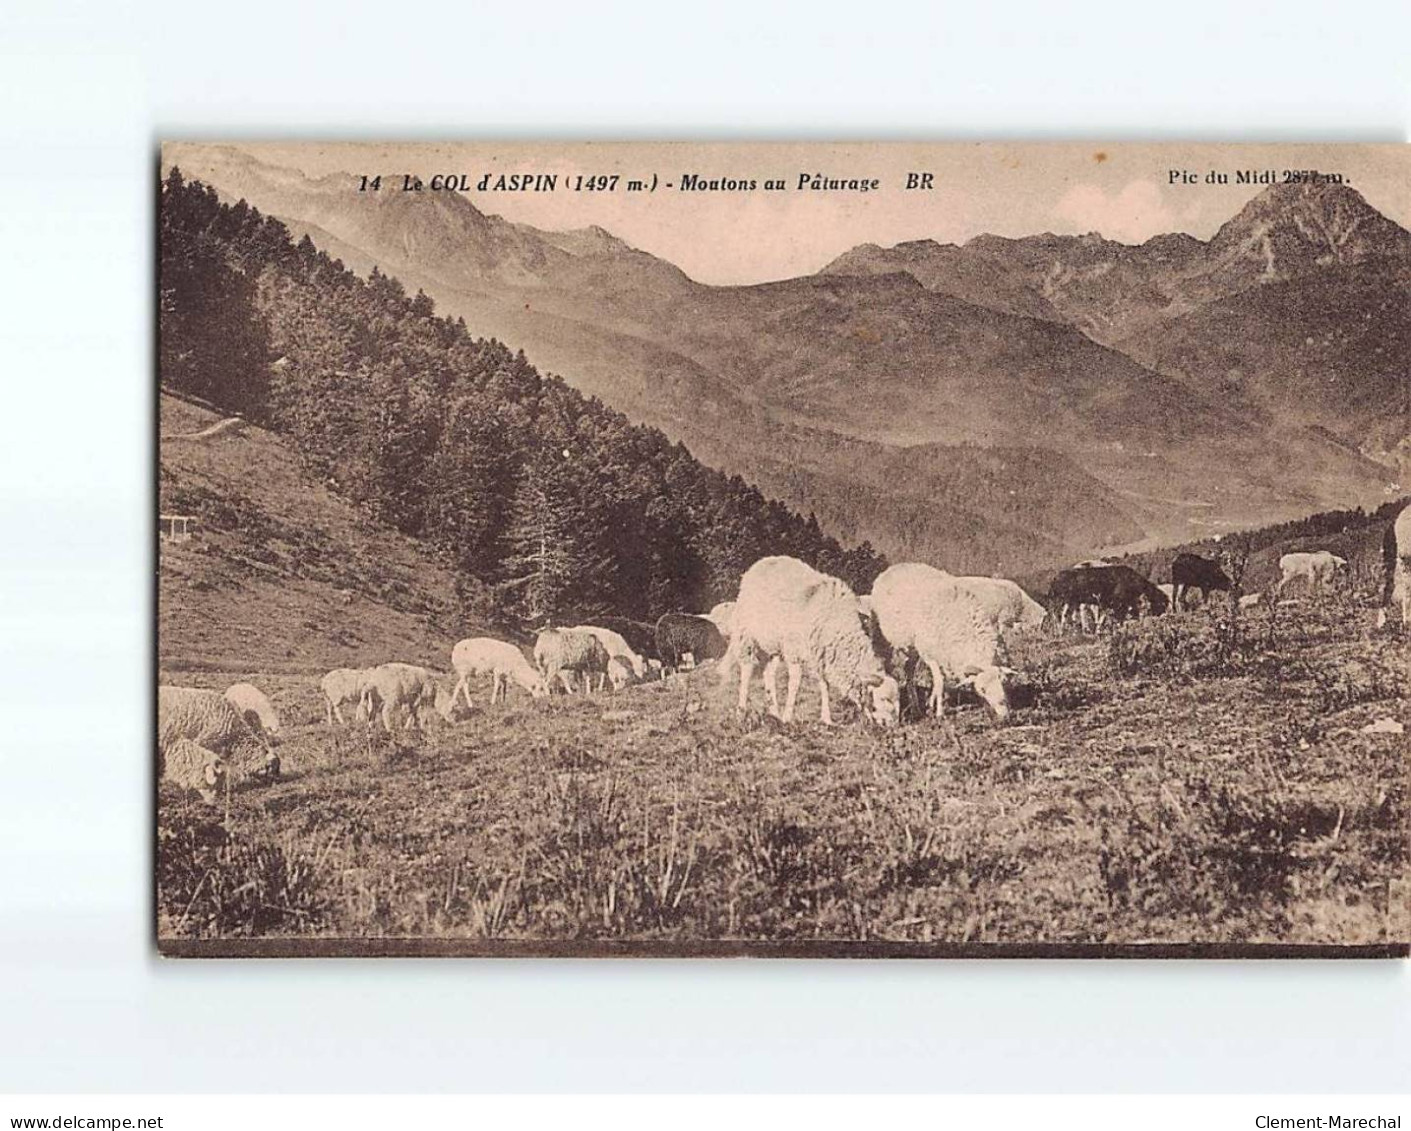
[[870, 562, 1018, 722], [724, 555, 899, 727], [360, 662, 457, 731], [158, 738, 226, 804], [607, 655, 635, 691], [1048, 565, 1168, 630], [948, 576, 1047, 638], [1171, 552, 1231, 609], [224, 682, 281, 738], [534, 629, 610, 694], [450, 637, 547, 705], [567, 625, 647, 679], [1278, 550, 1348, 594], [320, 667, 371, 726], [707, 601, 736, 640], [157, 685, 275, 783], [655, 613, 727, 674]]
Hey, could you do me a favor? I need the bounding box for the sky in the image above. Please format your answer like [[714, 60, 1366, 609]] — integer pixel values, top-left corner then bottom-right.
[[218, 142, 1410, 285]]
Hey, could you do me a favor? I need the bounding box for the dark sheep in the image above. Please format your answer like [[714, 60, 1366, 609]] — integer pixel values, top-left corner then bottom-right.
[[654, 612, 727, 672], [1048, 564, 1168, 627], [1170, 552, 1231, 609]]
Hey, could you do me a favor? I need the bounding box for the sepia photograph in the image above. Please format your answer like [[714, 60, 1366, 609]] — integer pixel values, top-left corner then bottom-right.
[[155, 141, 1411, 956]]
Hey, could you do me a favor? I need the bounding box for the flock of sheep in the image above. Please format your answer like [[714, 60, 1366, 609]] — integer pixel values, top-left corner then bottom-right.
[[158, 505, 1411, 807]]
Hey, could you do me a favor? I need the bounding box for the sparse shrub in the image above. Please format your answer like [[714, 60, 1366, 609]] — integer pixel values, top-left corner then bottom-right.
[[157, 797, 328, 938]]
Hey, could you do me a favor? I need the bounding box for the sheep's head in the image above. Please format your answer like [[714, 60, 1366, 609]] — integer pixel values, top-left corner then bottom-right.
[[965, 665, 1013, 722], [866, 676, 900, 728], [528, 674, 550, 699], [433, 686, 467, 723]]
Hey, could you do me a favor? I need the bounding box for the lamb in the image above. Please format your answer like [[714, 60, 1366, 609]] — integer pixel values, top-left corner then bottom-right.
[[320, 667, 371, 726], [655, 612, 728, 673], [158, 738, 226, 804], [157, 685, 276, 785], [1278, 550, 1348, 594], [359, 662, 458, 731], [567, 625, 647, 679], [450, 637, 548, 706], [869, 562, 1018, 723], [534, 628, 611, 694], [723, 555, 899, 727], [224, 682, 281, 737]]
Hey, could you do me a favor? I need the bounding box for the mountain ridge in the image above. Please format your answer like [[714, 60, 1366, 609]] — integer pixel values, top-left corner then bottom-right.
[[163, 145, 1406, 571]]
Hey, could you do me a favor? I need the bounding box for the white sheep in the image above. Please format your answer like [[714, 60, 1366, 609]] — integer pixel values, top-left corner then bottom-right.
[[360, 662, 457, 731], [320, 667, 371, 726], [1278, 550, 1348, 594], [947, 575, 1047, 637], [159, 738, 226, 803], [869, 562, 1018, 722], [723, 555, 898, 727], [157, 685, 275, 783], [566, 625, 647, 679], [450, 637, 548, 706], [534, 629, 611, 694], [224, 682, 280, 737]]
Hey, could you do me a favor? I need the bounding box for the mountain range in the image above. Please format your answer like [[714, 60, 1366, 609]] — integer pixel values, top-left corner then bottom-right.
[[164, 144, 1411, 574]]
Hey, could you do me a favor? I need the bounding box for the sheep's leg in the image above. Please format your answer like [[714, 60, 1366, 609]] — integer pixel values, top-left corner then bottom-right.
[[718, 639, 738, 690], [762, 657, 781, 717], [818, 676, 833, 726], [782, 661, 802, 723], [737, 655, 757, 712], [926, 660, 945, 717]]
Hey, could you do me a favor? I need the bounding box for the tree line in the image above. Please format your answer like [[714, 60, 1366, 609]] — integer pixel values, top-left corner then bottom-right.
[[158, 168, 887, 628]]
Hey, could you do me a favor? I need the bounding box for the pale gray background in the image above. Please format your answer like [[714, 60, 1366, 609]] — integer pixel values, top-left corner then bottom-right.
[[2, 0, 1409, 1094]]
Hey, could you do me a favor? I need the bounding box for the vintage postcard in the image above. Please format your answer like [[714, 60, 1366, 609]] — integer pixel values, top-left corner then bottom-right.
[[156, 142, 1410, 956]]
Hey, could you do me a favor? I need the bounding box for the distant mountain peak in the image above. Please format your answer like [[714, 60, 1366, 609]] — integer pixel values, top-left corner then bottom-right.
[[1209, 179, 1411, 277]]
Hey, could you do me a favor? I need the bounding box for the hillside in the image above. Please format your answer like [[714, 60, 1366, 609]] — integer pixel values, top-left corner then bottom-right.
[[159, 172, 892, 635], [159, 392, 480, 673], [1117, 257, 1411, 454]]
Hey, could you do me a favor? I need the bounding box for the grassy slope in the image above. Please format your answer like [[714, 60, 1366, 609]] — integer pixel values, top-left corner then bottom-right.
[[158, 392, 485, 674], [160, 595, 1409, 948]]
